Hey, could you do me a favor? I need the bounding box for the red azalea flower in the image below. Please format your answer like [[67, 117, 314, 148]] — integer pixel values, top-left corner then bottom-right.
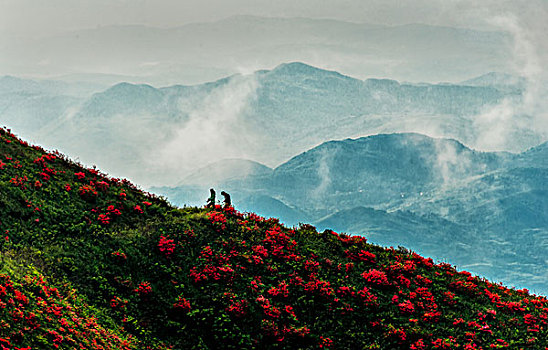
[[158, 236, 176, 257]]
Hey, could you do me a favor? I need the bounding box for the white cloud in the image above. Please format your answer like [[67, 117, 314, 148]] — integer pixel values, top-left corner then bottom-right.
[[149, 73, 260, 184], [470, 6, 548, 151]]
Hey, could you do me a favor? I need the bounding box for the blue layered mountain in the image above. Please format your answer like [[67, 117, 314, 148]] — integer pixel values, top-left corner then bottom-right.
[[0, 76, 103, 137], [1, 63, 525, 185]]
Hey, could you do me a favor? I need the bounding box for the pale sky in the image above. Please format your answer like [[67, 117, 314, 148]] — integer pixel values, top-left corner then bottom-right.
[[1, 0, 545, 37], [0, 0, 546, 85]]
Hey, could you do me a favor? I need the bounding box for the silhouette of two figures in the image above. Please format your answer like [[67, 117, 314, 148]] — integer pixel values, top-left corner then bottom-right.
[[206, 188, 231, 208]]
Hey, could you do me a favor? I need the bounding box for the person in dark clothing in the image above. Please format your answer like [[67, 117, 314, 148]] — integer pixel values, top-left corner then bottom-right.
[[220, 191, 231, 208], [206, 188, 216, 208]]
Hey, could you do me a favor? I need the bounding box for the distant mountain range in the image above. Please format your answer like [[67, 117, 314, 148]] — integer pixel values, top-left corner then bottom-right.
[[460, 72, 526, 91], [0, 62, 531, 185], [1, 16, 513, 85], [152, 133, 548, 294]]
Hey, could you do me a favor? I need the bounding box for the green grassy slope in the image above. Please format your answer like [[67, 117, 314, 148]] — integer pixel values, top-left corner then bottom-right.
[[0, 127, 547, 349]]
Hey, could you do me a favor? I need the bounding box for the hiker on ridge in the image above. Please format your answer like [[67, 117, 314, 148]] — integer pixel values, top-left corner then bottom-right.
[[206, 188, 216, 208], [221, 191, 231, 208]]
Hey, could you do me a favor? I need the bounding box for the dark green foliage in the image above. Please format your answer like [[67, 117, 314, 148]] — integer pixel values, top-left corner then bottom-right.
[[1, 128, 547, 349]]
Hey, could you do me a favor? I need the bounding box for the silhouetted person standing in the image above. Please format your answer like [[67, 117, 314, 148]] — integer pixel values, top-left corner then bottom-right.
[[221, 191, 231, 208], [206, 188, 216, 208]]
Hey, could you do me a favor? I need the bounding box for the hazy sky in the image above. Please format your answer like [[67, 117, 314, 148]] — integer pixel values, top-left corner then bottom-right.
[[1, 0, 545, 37], [0, 0, 546, 84]]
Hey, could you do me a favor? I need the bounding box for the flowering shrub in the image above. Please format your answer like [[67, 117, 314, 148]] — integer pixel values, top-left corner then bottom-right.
[[98, 213, 110, 225], [173, 296, 192, 313], [110, 295, 129, 309], [78, 184, 98, 201], [158, 235, 175, 257], [135, 282, 152, 298], [398, 299, 415, 314], [96, 180, 109, 191], [207, 210, 227, 231], [0, 270, 137, 349], [111, 250, 127, 262], [361, 269, 390, 286]]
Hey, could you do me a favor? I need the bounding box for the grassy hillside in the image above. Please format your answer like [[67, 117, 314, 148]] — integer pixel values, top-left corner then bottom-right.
[[0, 127, 547, 349]]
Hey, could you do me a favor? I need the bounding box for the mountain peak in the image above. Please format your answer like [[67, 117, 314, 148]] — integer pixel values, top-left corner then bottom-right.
[[179, 158, 272, 186], [90, 82, 163, 102], [460, 72, 525, 87], [78, 82, 165, 118], [319, 133, 467, 152], [271, 62, 344, 77], [106, 81, 157, 93]]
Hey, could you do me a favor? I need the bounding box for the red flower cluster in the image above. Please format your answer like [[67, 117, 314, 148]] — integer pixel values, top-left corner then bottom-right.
[[256, 295, 281, 318], [106, 205, 122, 216], [9, 176, 28, 189], [361, 269, 390, 286], [267, 281, 289, 298], [110, 296, 128, 309], [111, 250, 127, 262], [158, 236, 176, 257], [173, 296, 191, 313], [96, 180, 109, 191], [135, 282, 152, 298], [207, 211, 227, 231], [225, 297, 247, 317], [398, 299, 415, 314], [78, 184, 98, 201], [319, 336, 333, 348], [98, 214, 110, 225]]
